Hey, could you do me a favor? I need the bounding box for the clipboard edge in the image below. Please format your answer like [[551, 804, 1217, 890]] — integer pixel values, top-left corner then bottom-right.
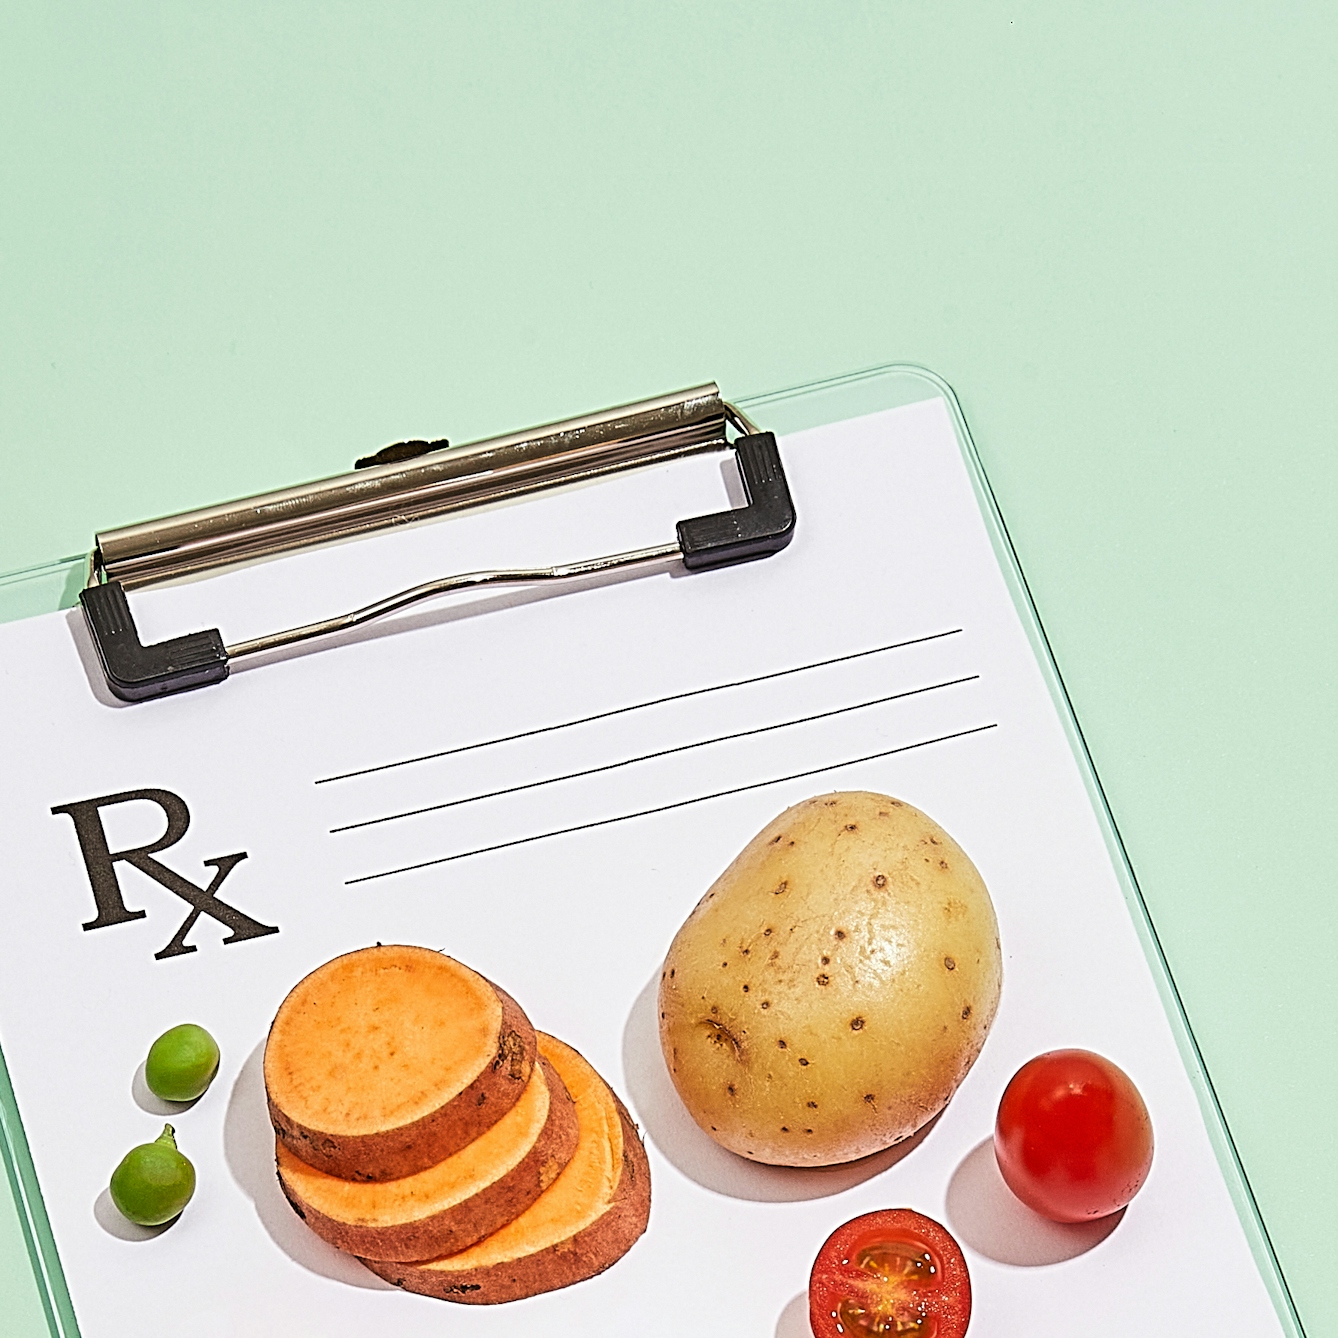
[[0, 361, 1310, 1337]]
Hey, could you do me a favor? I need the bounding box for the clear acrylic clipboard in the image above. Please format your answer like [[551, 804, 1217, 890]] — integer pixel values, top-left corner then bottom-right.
[[0, 364, 1305, 1336]]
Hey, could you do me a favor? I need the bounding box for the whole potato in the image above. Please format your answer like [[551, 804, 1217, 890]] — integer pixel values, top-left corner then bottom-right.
[[658, 792, 1002, 1166]]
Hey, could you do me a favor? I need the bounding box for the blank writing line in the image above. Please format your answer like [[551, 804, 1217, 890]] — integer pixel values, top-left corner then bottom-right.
[[330, 674, 980, 834], [315, 628, 963, 785], [344, 722, 998, 884]]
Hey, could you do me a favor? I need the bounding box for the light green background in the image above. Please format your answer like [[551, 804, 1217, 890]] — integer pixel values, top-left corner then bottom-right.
[[2, 5, 1333, 1333]]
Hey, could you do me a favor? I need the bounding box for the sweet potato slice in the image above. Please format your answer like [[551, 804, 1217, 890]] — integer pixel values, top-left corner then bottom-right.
[[277, 1054, 579, 1262], [265, 945, 535, 1181], [363, 1033, 651, 1303]]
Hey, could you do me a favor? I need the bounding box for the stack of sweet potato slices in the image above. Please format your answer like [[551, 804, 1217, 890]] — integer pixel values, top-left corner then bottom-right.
[[264, 945, 650, 1302]]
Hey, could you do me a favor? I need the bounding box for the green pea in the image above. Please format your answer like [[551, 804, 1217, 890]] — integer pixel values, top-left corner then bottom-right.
[[109, 1125, 196, 1226], [145, 1023, 220, 1102]]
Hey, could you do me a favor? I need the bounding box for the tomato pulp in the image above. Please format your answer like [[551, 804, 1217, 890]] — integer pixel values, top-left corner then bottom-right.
[[994, 1048, 1154, 1223], [808, 1209, 971, 1338]]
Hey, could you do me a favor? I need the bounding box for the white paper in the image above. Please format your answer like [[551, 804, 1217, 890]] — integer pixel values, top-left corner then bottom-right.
[[0, 399, 1283, 1336]]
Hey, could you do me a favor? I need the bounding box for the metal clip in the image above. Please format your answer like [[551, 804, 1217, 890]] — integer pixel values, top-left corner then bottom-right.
[[80, 385, 795, 702]]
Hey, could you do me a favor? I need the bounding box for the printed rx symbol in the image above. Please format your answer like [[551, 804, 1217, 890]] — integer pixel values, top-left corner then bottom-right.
[[51, 788, 279, 960]]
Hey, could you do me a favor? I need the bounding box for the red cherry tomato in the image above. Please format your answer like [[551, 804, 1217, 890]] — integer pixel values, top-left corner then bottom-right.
[[994, 1049, 1154, 1223], [809, 1209, 971, 1338]]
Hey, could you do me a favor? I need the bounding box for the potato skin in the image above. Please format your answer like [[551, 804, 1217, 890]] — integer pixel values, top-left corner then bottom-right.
[[658, 792, 1002, 1166]]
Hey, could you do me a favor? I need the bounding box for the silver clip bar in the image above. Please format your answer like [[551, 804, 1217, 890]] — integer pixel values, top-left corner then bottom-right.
[[79, 385, 793, 701]]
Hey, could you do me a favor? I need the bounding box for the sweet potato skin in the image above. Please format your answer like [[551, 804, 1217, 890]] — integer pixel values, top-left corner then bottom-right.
[[278, 1056, 579, 1262], [269, 981, 536, 1182], [362, 1091, 650, 1303]]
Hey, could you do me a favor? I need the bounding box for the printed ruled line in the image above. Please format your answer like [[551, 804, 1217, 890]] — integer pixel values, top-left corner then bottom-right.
[[330, 674, 981, 834], [344, 722, 998, 884], [314, 628, 964, 785]]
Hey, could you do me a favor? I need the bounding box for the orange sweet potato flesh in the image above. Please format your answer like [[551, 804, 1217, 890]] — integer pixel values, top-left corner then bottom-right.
[[265, 946, 535, 1181], [363, 1033, 651, 1303], [277, 1054, 579, 1262]]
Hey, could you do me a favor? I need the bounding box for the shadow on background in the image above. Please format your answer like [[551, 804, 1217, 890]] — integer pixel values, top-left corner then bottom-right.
[[65, 607, 130, 710], [92, 1187, 176, 1242], [221, 1040, 394, 1289], [775, 1290, 813, 1338], [621, 971, 940, 1203], [945, 1138, 1123, 1266]]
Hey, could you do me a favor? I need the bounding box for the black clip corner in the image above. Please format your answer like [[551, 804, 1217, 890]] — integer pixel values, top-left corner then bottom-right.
[[80, 582, 229, 703], [676, 431, 796, 571]]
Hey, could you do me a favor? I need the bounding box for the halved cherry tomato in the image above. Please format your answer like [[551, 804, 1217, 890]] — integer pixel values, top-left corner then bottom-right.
[[994, 1048, 1153, 1223], [808, 1209, 971, 1338]]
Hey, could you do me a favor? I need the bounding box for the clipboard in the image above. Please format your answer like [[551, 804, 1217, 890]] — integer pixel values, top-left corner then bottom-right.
[[0, 363, 1306, 1337]]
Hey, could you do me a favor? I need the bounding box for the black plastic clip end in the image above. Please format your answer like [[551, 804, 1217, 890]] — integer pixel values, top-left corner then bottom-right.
[[676, 431, 796, 571], [80, 582, 229, 703]]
